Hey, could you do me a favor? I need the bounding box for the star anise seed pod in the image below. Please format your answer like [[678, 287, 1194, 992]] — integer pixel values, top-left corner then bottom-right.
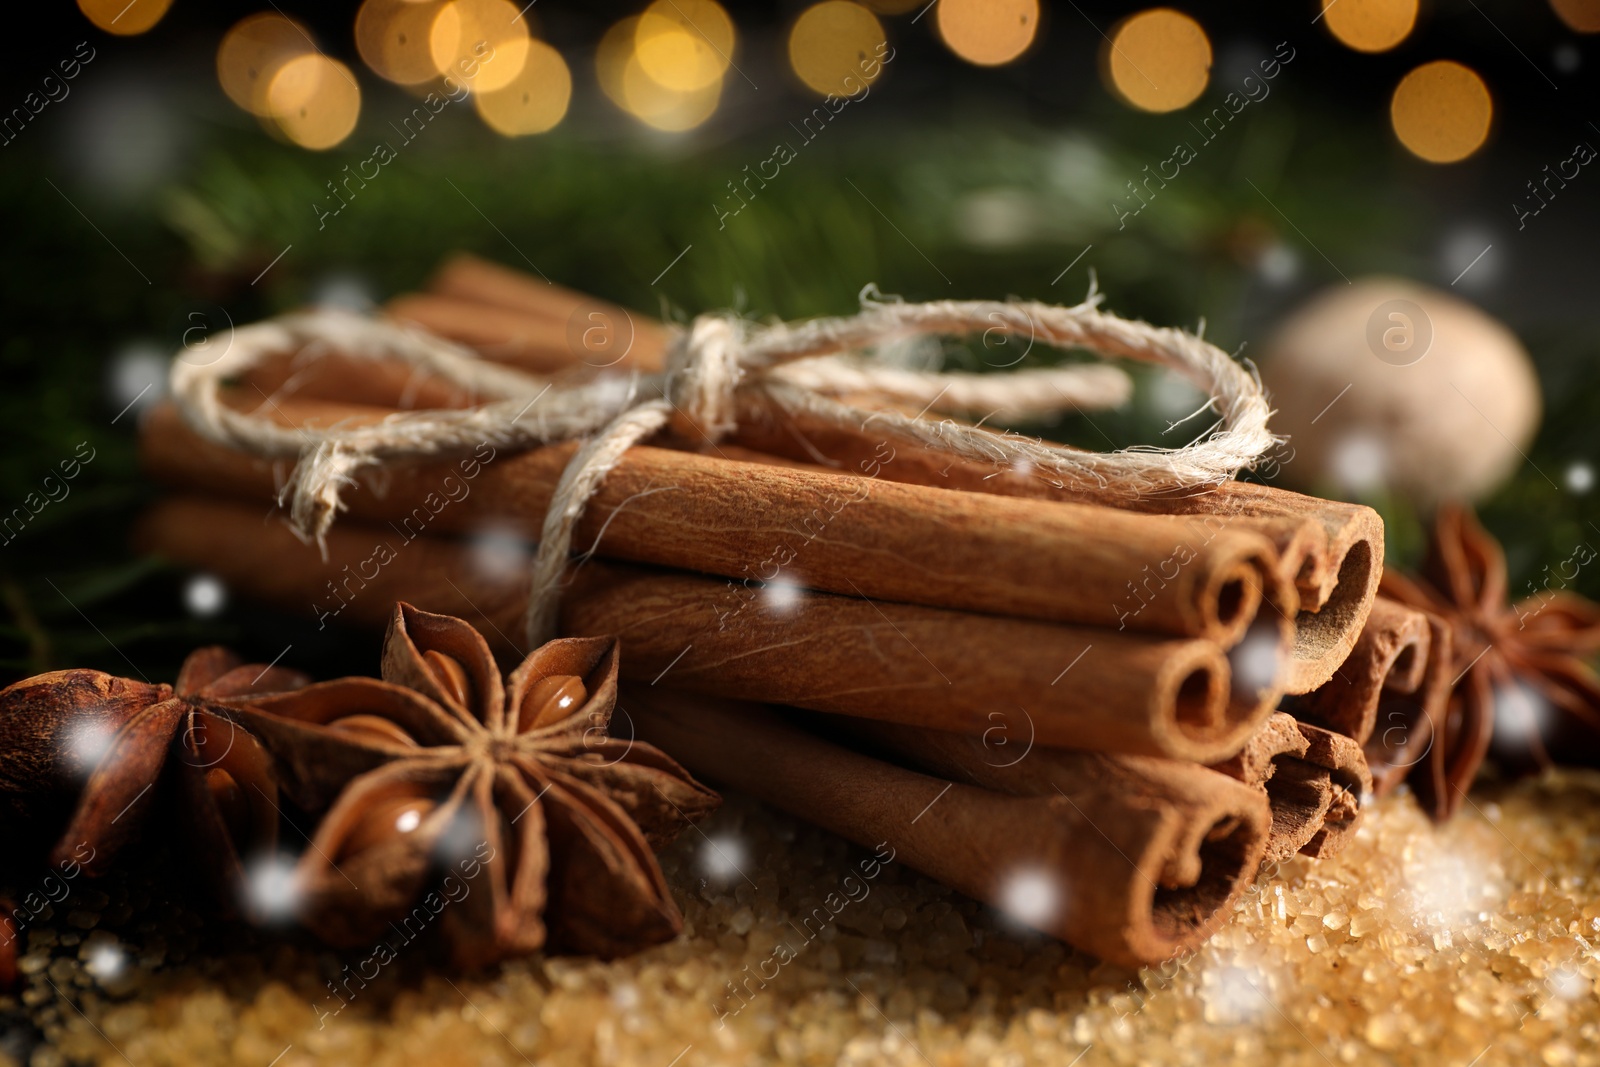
[[233, 603, 720, 966], [2, 669, 168, 853], [44, 648, 310, 911], [1382, 503, 1600, 817]]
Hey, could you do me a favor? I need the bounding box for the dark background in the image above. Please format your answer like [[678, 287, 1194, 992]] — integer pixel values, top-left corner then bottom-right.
[[1, 0, 1596, 684]]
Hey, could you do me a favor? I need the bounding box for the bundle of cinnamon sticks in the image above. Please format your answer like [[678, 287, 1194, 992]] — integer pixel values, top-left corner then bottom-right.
[[136, 254, 1403, 969]]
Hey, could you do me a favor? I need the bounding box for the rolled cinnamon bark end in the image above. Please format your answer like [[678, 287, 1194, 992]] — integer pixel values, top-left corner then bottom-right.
[[1201, 556, 1268, 648], [1294, 723, 1373, 860], [1285, 597, 1433, 745], [629, 691, 1265, 968], [563, 561, 1263, 763], [1364, 611, 1452, 799], [1277, 523, 1381, 695], [1252, 761, 1336, 863], [1208, 711, 1310, 788], [1207, 712, 1370, 864], [1208, 712, 1326, 863], [140, 398, 1287, 647], [1150, 482, 1382, 623]]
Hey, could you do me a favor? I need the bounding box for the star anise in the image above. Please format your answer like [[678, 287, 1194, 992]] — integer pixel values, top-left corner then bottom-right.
[[2, 670, 163, 853], [0, 652, 308, 908], [1382, 503, 1600, 817], [232, 603, 720, 966]]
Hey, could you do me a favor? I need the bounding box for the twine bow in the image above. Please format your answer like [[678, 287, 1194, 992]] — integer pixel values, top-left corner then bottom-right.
[[169, 286, 1277, 647]]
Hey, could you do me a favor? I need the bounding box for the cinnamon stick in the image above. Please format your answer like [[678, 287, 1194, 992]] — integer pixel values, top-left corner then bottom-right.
[[237, 259, 663, 408], [626, 688, 1268, 967], [388, 253, 667, 372], [1294, 724, 1372, 859], [824, 714, 1272, 892], [1286, 597, 1432, 745], [1206, 709, 1309, 790], [423, 252, 669, 370], [384, 294, 599, 373], [142, 497, 528, 640], [135, 498, 1276, 762], [236, 350, 481, 413], [141, 399, 1290, 646], [561, 560, 1275, 760], [1365, 612, 1455, 810], [731, 418, 1374, 613], [1208, 712, 1372, 863]]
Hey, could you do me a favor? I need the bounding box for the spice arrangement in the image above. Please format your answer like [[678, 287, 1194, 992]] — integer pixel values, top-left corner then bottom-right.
[[141, 255, 1383, 966], [6, 255, 1599, 982], [12, 1, 1600, 1060]]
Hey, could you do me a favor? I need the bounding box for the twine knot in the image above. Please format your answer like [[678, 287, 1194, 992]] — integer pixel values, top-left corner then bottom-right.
[[168, 287, 1279, 650], [665, 314, 744, 444]]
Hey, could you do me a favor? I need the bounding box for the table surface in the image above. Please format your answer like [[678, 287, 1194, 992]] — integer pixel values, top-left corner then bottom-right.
[[5, 771, 1599, 1067]]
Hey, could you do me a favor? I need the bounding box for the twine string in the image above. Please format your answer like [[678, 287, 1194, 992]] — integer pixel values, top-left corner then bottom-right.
[[168, 287, 1277, 648]]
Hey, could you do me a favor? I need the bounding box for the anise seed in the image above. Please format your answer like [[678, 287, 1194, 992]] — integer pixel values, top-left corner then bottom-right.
[[423, 650, 473, 709], [328, 714, 419, 748], [519, 675, 587, 732], [336, 795, 437, 861]]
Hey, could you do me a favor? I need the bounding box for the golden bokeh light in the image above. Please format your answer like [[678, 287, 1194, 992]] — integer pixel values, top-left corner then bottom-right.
[[1320, 0, 1417, 53], [597, 17, 641, 110], [474, 39, 571, 135], [1106, 8, 1212, 113], [598, 17, 722, 132], [78, 0, 173, 36], [635, 0, 735, 93], [789, 2, 887, 97], [266, 54, 362, 150], [1390, 60, 1492, 163], [1550, 0, 1600, 32], [623, 53, 722, 131], [430, 0, 531, 93], [218, 13, 315, 117], [356, 0, 452, 85], [936, 0, 1040, 67]]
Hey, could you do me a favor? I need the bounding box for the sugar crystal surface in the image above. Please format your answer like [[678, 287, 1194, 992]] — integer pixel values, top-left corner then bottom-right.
[[4, 772, 1600, 1066]]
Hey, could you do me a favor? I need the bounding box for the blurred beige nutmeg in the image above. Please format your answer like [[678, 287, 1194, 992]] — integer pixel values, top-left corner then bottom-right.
[[1259, 277, 1541, 504]]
